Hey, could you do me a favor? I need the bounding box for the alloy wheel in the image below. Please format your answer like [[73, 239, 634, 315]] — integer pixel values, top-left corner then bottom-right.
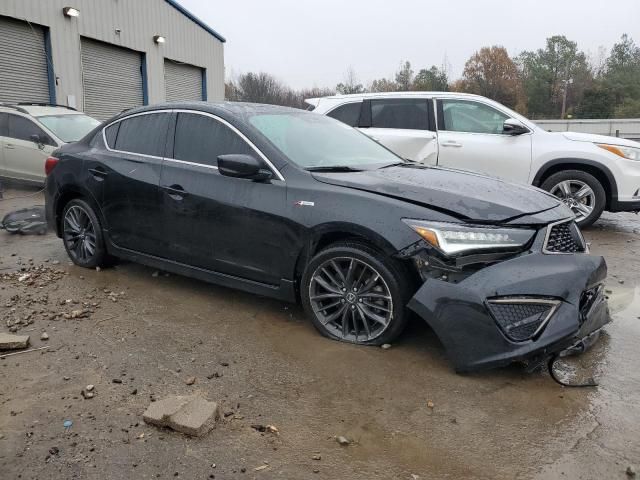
[[308, 257, 393, 342], [63, 205, 97, 263], [549, 180, 595, 223]]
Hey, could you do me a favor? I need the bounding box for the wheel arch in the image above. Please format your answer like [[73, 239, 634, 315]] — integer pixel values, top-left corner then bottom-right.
[[292, 222, 401, 288], [55, 187, 105, 237], [532, 158, 617, 209]]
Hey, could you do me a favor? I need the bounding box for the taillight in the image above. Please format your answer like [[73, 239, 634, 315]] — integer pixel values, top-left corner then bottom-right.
[[45, 156, 59, 175]]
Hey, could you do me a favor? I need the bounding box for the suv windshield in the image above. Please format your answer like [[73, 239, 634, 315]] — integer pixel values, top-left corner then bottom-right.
[[248, 112, 400, 169], [37, 114, 101, 142]]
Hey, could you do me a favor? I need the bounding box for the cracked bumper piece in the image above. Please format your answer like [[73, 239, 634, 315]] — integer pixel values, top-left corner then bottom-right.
[[408, 253, 609, 372]]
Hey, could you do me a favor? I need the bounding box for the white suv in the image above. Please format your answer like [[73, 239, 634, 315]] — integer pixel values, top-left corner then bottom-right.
[[306, 92, 640, 227], [0, 103, 100, 184]]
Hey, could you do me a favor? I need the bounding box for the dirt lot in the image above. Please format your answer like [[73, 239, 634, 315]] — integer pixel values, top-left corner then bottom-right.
[[1, 184, 639, 480]]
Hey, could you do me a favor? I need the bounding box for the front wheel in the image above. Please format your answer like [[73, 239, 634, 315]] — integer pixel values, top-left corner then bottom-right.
[[541, 170, 606, 228], [301, 242, 411, 346]]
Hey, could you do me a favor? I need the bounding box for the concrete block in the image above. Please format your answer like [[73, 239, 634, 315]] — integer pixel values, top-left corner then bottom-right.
[[143, 395, 220, 437], [0, 333, 30, 350]]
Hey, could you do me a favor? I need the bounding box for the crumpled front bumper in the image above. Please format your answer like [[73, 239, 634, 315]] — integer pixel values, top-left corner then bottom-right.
[[408, 252, 609, 372]]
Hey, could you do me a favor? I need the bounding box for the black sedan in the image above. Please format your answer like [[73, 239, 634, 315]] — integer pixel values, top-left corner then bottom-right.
[[44, 102, 609, 372]]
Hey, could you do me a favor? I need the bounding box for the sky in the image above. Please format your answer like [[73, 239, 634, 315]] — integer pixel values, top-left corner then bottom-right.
[[179, 0, 640, 90]]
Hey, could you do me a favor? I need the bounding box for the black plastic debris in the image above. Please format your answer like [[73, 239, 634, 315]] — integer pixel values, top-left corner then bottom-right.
[[0, 206, 47, 235]]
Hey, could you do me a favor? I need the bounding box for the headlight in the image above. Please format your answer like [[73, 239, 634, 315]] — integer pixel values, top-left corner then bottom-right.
[[402, 219, 535, 255], [597, 143, 640, 161]]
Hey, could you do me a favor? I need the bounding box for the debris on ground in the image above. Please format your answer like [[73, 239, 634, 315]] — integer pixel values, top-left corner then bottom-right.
[[250, 424, 279, 435], [0, 333, 30, 350], [143, 395, 220, 437], [381, 343, 392, 349], [185, 376, 196, 385], [312, 454, 321, 460], [63, 420, 73, 431], [40, 332, 49, 341], [254, 464, 269, 471], [0, 206, 47, 235], [427, 400, 435, 409], [336, 436, 350, 446], [627, 465, 637, 477]]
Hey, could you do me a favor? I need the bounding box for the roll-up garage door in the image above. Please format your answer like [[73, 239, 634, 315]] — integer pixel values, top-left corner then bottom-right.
[[81, 38, 144, 120], [164, 59, 204, 102], [0, 16, 50, 104]]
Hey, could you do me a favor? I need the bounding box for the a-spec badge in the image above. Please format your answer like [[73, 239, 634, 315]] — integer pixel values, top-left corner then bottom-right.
[[294, 201, 315, 207]]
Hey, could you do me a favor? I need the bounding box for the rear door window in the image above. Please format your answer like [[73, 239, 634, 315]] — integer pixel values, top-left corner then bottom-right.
[[114, 113, 170, 156], [0, 113, 7, 137], [371, 99, 429, 130], [173, 113, 254, 166], [104, 123, 120, 148], [7, 114, 55, 145], [327, 102, 362, 127]]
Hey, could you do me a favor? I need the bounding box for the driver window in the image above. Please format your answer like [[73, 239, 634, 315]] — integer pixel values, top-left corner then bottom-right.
[[441, 100, 508, 135], [7, 114, 54, 145]]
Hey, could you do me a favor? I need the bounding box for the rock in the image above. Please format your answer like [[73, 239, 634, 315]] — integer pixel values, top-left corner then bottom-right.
[[250, 424, 278, 434], [52, 260, 60, 265], [131, 388, 138, 395], [381, 343, 392, 349], [112, 378, 123, 384], [627, 466, 637, 477], [143, 395, 220, 437], [185, 376, 196, 385], [40, 332, 49, 341], [312, 454, 321, 460], [151, 271, 160, 278], [411, 475, 420, 480], [86, 384, 94, 392], [81, 389, 95, 399], [0, 333, 30, 350], [427, 400, 435, 409], [336, 436, 350, 446]]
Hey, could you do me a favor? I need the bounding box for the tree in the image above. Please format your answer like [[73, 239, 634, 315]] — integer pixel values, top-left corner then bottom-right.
[[336, 67, 365, 95], [518, 36, 592, 118], [575, 85, 615, 118], [369, 78, 398, 92], [395, 61, 414, 91], [413, 66, 449, 91], [603, 34, 640, 105], [458, 46, 522, 108]]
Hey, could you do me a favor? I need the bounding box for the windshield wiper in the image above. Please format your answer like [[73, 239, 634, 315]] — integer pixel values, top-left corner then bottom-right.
[[306, 166, 364, 172], [378, 159, 422, 169]]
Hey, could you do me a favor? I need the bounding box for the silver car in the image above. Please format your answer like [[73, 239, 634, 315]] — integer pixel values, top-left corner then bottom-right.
[[0, 103, 100, 184]]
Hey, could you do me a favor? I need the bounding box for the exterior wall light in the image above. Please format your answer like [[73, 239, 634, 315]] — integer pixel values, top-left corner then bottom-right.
[[63, 7, 80, 17], [153, 35, 166, 44]]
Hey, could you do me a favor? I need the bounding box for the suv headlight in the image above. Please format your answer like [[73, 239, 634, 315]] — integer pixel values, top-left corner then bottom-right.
[[402, 219, 535, 255], [597, 144, 640, 161]]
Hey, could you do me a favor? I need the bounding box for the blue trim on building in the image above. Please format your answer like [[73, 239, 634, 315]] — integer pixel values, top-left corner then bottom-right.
[[164, 0, 226, 43], [141, 54, 149, 105], [201, 69, 207, 101], [43, 28, 57, 104]]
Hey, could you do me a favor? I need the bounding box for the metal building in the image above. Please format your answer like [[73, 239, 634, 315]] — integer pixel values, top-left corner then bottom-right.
[[0, 0, 225, 120]]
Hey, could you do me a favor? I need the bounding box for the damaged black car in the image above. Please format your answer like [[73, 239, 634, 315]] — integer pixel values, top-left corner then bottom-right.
[[44, 103, 609, 372]]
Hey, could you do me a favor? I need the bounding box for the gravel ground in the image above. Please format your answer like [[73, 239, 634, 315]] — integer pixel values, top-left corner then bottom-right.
[[1, 184, 639, 479]]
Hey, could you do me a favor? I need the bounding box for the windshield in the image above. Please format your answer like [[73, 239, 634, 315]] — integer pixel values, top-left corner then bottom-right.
[[248, 112, 401, 169], [37, 114, 101, 142]]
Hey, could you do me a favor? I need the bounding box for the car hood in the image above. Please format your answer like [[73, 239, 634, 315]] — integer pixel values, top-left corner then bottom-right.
[[312, 165, 565, 223], [560, 131, 640, 147]]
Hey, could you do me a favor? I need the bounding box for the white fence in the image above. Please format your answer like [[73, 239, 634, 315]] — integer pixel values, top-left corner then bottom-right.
[[534, 118, 640, 141]]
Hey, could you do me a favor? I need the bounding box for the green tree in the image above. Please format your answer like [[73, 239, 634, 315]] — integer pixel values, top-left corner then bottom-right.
[[518, 35, 592, 118], [395, 61, 414, 91], [413, 66, 449, 91], [369, 78, 398, 92], [575, 85, 615, 118], [602, 34, 640, 105]]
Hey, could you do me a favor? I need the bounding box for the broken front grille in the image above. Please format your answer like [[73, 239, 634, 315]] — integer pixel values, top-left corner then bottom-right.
[[487, 298, 560, 342], [543, 220, 586, 254]]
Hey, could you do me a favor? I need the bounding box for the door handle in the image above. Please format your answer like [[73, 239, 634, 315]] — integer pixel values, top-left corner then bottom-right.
[[88, 167, 108, 180], [161, 184, 188, 200], [441, 141, 462, 148]]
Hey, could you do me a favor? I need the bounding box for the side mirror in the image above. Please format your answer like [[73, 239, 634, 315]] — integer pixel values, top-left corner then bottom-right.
[[503, 118, 529, 136], [30, 134, 45, 149], [217, 154, 273, 182]]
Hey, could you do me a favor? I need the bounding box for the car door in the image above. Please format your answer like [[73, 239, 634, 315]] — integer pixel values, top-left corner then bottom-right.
[[2, 113, 58, 182], [435, 98, 532, 183], [159, 111, 289, 285], [357, 98, 438, 165], [98, 111, 170, 256]]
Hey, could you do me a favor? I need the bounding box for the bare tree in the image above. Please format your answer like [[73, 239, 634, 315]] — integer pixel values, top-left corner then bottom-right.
[[336, 67, 365, 95]]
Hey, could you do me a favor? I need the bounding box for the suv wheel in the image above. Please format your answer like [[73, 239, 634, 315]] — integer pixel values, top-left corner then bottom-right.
[[301, 242, 411, 346], [62, 199, 110, 268], [541, 170, 606, 228]]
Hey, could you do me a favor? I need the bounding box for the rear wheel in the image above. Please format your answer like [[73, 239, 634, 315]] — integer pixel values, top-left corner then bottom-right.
[[541, 170, 606, 228], [301, 242, 411, 346], [62, 199, 110, 268]]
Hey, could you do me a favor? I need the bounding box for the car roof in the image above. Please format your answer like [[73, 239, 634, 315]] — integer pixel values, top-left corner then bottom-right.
[[0, 103, 85, 117], [304, 91, 485, 108]]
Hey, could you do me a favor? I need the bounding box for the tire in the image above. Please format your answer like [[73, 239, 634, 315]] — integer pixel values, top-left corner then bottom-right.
[[301, 241, 412, 346], [540, 170, 606, 228], [61, 198, 111, 268]]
